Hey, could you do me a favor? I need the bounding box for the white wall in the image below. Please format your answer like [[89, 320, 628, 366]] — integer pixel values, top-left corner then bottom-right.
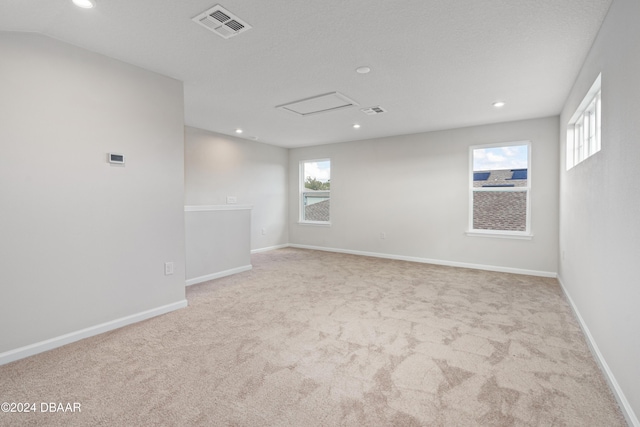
[[559, 0, 640, 423], [0, 33, 186, 355], [184, 126, 288, 251], [289, 116, 559, 276]]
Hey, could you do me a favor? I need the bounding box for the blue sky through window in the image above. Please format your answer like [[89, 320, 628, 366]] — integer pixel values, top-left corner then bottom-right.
[[304, 160, 330, 182], [473, 145, 528, 171]]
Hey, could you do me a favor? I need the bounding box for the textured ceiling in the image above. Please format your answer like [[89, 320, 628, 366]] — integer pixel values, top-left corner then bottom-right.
[[0, 0, 613, 148]]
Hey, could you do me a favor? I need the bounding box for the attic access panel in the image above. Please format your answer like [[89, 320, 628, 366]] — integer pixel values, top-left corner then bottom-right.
[[276, 92, 359, 117]]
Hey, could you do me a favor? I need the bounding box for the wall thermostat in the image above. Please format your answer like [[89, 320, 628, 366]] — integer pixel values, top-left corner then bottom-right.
[[108, 153, 125, 164]]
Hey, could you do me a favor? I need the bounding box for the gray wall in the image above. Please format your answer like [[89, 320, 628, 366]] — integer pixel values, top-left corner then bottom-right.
[[289, 116, 559, 276], [0, 33, 186, 353], [559, 0, 640, 422], [184, 126, 288, 251], [184, 207, 251, 284]]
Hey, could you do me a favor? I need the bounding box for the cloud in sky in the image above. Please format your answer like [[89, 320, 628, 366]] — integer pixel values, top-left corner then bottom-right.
[[473, 144, 528, 171], [304, 160, 330, 182]]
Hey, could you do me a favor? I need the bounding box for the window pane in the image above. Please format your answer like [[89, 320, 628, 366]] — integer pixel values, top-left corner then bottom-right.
[[596, 93, 601, 152], [574, 125, 579, 166], [589, 109, 597, 155], [301, 160, 330, 222], [473, 190, 527, 231], [585, 111, 592, 158], [577, 118, 585, 162], [471, 143, 529, 233], [473, 144, 528, 172], [567, 75, 601, 170]]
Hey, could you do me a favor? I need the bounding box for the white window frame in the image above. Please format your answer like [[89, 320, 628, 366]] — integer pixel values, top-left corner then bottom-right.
[[467, 141, 532, 239], [567, 74, 601, 170], [299, 158, 331, 226]]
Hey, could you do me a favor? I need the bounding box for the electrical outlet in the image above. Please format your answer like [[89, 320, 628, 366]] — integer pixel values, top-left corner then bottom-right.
[[226, 196, 237, 204], [164, 262, 174, 276], [261, 228, 266, 235], [380, 232, 386, 240]]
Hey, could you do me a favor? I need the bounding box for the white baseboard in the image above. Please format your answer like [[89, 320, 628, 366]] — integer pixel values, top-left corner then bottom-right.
[[251, 244, 290, 254], [185, 264, 252, 286], [289, 244, 557, 278], [558, 275, 639, 427], [0, 300, 188, 366]]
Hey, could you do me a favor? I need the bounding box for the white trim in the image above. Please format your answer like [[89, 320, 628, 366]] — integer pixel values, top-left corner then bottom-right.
[[469, 140, 532, 151], [557, 275, 639, 427], [184, 205, 253, 212], [465, 231, 533, 240], [568, 74, 602, 124], [289, 244, 556, 278], [185, 264, 252, 286], [470, 187, 528, 193], [0, 300, 188, 366], [297, 221, 332, 227], [251, 244, 290, 254]]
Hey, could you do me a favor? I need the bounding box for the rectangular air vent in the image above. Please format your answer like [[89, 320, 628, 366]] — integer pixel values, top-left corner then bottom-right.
[[192, 4, 252, 39], [108, 153, 125, 165], [276, 92, 359, 117], [361, 106, 387, 115]]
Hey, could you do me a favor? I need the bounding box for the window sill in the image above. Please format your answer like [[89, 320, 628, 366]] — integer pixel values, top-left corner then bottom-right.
[[298, 221, 331, 227], [465, 230, 533, 240]]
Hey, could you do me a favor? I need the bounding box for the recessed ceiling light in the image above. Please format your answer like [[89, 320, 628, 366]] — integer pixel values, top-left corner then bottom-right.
[[356, 66, 371, 74], [72, 0, 95, 9], [353, 124, 361, 129], [235, 129, 243, 134], [492, 101, 506, 108]]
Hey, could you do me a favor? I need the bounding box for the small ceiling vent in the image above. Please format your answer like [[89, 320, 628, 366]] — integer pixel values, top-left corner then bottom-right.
[[193, 4, 252, 39], [361, 106, 387, 115]]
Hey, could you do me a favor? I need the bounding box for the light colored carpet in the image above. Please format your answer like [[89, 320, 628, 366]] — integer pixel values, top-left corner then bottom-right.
[[0, 248, 626, 426]]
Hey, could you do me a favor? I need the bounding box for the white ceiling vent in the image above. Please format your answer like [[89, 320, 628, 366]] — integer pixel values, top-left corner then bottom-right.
[[361, 106, 387, 115], [276, 92, 359, 117], [192, 5, 252, 39]]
